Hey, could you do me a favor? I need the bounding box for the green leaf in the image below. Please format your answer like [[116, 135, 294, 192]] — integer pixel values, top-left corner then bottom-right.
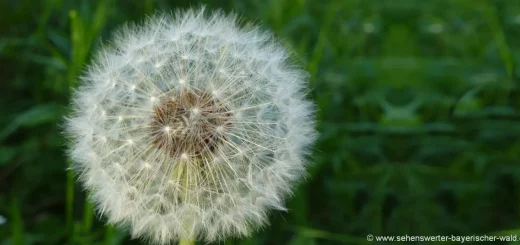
[[0, 147, 18, 165], [0, 104, 63, 142]]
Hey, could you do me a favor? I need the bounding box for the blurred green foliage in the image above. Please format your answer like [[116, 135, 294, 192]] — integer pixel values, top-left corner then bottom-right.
[[1, 0, 520, 244]]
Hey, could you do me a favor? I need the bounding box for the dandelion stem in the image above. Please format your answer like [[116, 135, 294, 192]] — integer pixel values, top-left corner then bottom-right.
[[174, 159, 197, 245], [179, 238, 195, 245]]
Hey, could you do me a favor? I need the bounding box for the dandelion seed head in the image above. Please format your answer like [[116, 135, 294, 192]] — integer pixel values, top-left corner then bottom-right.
[[65, 7, 317, 244]]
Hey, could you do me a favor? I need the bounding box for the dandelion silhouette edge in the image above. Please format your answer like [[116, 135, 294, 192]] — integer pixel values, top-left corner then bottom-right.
[[65, 7, 317, 244]]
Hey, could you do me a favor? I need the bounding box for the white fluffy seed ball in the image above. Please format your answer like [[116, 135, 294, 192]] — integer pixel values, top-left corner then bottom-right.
[[65, 8, 317, 244]]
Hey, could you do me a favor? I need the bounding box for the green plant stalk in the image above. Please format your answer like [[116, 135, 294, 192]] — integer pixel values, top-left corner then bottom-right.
[[10, 197, 24, 245], [67, 2, 109, 242], [480, 2, 513, 79], [66, 160, 75, 238], [83, 198, 94, 232], [307, 0, 341, 78], [105, 225, 116, 245]]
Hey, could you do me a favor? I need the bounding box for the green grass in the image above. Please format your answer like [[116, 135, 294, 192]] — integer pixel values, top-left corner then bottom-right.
[[1, 0, 520, 244]]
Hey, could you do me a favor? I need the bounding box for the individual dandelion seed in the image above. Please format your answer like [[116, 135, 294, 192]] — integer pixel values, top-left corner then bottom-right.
[[64, 7, 317, 245]]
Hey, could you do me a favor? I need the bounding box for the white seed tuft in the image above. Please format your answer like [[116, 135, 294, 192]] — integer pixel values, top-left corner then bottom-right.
[[64, 7, 317, 244]]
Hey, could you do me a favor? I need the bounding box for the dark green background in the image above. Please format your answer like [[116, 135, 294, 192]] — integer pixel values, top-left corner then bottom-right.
[[1, 0, 520, 244]]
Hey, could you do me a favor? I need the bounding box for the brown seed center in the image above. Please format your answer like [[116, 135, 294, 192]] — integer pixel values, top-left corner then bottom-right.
[[150, 90, 232, 158]]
